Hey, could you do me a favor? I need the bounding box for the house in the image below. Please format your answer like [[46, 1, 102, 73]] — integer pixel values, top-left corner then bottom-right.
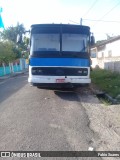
[[91, 35, 120, 73]]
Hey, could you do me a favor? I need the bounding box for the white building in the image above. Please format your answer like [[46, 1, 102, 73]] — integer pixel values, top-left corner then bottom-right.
[[91, 36, 120, 73]]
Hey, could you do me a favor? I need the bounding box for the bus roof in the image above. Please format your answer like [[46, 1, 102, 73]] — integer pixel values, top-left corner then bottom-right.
[[31, 24, 90, 35]]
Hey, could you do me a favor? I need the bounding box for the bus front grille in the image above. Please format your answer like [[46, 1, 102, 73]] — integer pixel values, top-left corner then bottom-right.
[[32, 67, 88, 76]]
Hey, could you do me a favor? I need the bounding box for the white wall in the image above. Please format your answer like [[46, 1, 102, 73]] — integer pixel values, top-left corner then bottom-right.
[[91, 39, 120, 72], [105, 40, 120, 57]]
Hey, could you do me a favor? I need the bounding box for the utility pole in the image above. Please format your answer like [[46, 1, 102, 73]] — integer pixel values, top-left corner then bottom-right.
[[80, 18, 82, 25]]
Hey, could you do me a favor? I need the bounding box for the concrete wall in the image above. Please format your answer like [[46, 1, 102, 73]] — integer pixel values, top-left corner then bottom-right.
[[91, 39, 120, 73], [93, 57, 120, 73], [104, 57, 120, 73]]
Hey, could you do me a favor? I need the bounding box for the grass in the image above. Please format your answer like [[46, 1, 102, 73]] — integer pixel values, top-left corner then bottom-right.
[[91, 68, 120, 98]]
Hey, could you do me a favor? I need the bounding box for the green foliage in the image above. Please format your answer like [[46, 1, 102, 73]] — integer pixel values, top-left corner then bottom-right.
[[0, 23, 25, 43], [0, 41, 16, 65], [0, 23, 29, 64], [91, 68, 120, 98], [24, 36, 29, 46]]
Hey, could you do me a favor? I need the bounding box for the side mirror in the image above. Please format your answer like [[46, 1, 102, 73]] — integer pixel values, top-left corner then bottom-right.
[[16, 34, 22, 44], [90, 33, 95, 46]]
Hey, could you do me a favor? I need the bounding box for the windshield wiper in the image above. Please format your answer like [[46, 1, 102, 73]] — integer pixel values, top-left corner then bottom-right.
[[79, 47, 87, 52], [79, 40, 87, 52]]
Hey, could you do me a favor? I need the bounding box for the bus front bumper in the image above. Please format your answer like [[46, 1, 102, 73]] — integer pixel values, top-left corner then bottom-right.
[[28, 76, 91, 85]]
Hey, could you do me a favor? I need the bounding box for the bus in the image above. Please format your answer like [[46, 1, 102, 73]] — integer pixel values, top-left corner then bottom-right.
[[27, 24, 94, 88]]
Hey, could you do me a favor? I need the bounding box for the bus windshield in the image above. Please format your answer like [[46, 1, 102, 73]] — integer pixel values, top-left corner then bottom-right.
[[30, 33, 89, 54], [31, 34, 60, 52], [62, 34, 88, 52]]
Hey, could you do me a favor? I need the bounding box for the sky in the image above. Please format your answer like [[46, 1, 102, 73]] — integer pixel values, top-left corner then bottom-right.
[[0, 0, 120, 41]]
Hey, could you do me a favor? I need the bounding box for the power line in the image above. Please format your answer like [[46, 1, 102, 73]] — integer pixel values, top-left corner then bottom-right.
[[83, 19, 120, 23], [69, 20, 79, 24], [82, 0, 99, 18], [93, 1, 120, 27], [100, 2, 120, 20]]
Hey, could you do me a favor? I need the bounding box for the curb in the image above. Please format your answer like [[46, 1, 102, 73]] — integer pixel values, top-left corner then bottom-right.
[[90, 83, 120, 105], [96, 93, 120, 105], [0, 69, 28, 81]]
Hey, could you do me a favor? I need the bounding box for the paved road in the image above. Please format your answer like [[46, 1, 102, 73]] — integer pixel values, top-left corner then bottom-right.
[[0, 73, 119, 160]]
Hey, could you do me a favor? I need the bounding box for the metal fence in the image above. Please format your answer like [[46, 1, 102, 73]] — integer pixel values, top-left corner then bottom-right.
[[0, 58, 28, 77]]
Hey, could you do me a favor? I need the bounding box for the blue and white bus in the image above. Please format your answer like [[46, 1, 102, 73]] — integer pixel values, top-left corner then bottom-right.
[[28, 24, 94, 88]]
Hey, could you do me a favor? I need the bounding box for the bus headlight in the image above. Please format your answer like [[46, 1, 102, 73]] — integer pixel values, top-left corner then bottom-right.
[[78, 68, 88, 76], [32, 69, 36, 74], [78, 70, 82, 74], [32, 68, 43, 75]]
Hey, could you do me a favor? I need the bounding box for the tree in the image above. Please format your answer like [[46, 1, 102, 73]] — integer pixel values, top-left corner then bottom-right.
[[0, 22, 25, 43], [0, 23, 29, 60], [0, 41, 16, 65]]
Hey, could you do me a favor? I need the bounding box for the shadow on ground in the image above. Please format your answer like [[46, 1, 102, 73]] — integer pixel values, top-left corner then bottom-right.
[[52, 86, 101, 105], [54, 90, 80, 102]]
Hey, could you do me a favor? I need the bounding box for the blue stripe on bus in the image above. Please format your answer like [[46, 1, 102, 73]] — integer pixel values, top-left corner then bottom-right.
[[30, 58, 90, 67]]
